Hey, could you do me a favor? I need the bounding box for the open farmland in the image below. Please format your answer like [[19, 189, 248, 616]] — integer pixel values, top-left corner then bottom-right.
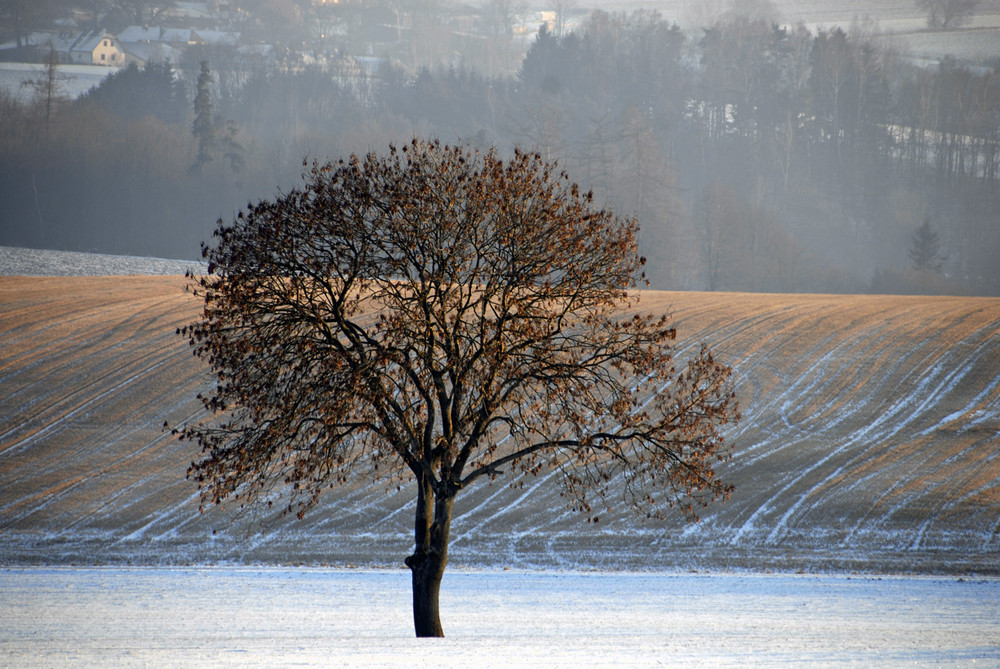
[[1, 259, 999, 573]]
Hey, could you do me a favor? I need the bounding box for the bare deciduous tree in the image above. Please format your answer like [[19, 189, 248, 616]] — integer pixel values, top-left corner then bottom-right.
[[916, 0, 980, 30], [175, 139, 740, 637]]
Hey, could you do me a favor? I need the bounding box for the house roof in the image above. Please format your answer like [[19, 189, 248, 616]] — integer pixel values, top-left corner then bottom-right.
[[29, 31, 79, 52], [21, 30, 121, 55], [71, 31, 120, 54], [160, 28, 195, 44], [190, 30, 240, 46], [118, 25, 240, 47], [117, 26, 194, 45], [125, 41, 183, 64], [116, 26, 162, 43]]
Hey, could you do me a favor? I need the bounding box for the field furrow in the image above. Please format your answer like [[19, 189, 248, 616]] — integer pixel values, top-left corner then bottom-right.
[[1, 277, 998, 572]]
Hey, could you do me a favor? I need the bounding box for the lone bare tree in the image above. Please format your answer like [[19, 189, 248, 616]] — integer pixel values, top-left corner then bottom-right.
[[915, 0, 980, 30], [176, 140, 739, 637]]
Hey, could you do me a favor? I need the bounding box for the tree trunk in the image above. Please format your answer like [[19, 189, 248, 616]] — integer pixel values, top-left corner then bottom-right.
[[404, 473, 454, 637]]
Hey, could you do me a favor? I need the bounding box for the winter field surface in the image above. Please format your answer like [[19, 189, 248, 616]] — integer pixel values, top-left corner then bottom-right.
[[0, 63, 120, 105], [1, 247, 999, 664], [2, 567, 998, 667], [1, 247, 999, 574]]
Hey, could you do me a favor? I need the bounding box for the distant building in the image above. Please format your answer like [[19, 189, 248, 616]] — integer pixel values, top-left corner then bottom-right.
[[122, 41, 184, 67], [116, 25, 241, 54], [70, 31, 128, 66], [117, 26, 196, 47], [23, 30, 128, 67], [190, 29, 241, 47]]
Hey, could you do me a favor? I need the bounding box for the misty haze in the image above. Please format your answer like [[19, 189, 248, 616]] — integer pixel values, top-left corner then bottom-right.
[[2, 0, 1000, 295]]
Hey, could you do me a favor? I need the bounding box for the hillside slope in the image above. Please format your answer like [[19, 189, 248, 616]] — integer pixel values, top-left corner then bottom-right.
[[1, 276, 998, 573]]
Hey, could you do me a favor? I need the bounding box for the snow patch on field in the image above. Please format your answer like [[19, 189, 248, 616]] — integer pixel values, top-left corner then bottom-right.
[[0, 246, 205, 276], [2, 568, 999, 668]]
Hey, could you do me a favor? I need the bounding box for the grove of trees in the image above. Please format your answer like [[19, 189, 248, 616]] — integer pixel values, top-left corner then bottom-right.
[[176, 140, 740, 636], [2, 8, 999, 294]]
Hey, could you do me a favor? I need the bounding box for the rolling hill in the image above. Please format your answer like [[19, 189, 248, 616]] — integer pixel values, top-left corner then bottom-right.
[[2, 269, 998, 574]]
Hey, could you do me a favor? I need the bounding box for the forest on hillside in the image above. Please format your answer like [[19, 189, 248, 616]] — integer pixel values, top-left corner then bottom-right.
[[2, 9, 999, 295]]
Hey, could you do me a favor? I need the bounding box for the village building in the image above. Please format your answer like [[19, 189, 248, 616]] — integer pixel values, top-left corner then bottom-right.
[[115, 25, 241, 64], [22, 30, 130, 67], [70, 31, 128, 66]]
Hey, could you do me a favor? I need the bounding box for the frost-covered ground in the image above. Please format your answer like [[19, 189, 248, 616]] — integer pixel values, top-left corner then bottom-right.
[[0, 63, 119, 104], [0, 246, 204, 276], [2, 568, 997, 668], [2, 247, 999, 575]]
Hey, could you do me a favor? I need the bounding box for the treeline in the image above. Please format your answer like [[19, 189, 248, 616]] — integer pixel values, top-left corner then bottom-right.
[[2, 9, 998, 294]]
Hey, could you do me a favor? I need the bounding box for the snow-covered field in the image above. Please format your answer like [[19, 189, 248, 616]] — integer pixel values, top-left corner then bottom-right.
[[2, 247, 1000, 575], [2, 568, 997, 667], [0, 246, 204, 276], [0, 63, 118, 104]]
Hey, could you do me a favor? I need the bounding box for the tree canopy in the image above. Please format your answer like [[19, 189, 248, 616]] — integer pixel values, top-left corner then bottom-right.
[[909, 219, 945, 272], [916, 0, 981, 30], [176, 139, 739, 637]]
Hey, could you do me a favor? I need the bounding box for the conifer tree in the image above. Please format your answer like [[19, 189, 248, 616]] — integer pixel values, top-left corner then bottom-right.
[[190, 61, 215, 175], [909, 219, 945, 272]]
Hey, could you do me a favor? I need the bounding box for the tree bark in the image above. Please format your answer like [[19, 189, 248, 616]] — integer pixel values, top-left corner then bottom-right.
[[404, 473, 454, 637]]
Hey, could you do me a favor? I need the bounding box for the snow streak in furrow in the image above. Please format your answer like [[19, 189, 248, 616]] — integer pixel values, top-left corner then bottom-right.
[[3, 279, 999, 572], [764, 348, 974, 543], [827, 316, 997, 537], [0, 351, 178, 458], [0, 277, 205, 546]]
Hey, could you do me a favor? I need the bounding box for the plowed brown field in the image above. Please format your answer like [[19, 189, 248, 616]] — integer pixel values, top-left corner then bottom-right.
[[2, 276, 998, 573]]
